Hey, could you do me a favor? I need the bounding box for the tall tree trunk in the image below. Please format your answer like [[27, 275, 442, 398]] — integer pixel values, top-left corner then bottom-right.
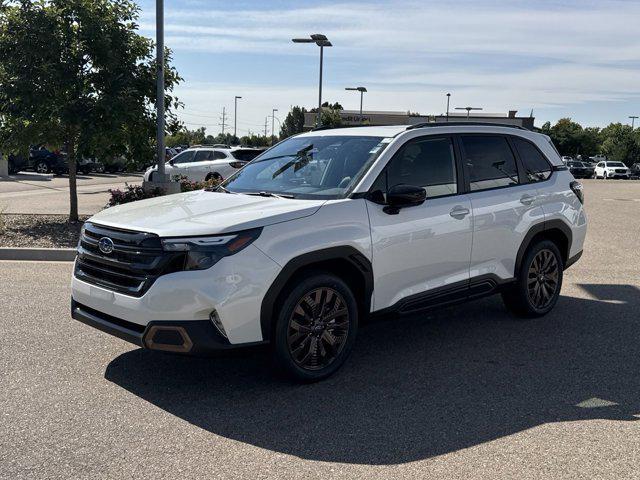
[[67, 135, 79, 223]]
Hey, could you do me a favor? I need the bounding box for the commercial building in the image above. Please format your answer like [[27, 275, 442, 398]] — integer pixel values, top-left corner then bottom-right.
[[304, 110, 535, 130]]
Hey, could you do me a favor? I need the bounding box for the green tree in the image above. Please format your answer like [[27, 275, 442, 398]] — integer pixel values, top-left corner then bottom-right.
[[320, 108, 343, 128], [549, 118, 584, 156], [166, 127, 206, 147], [600, 123, 639, 166], [0, 0, 181, 221], [279, 106, 306, 140]]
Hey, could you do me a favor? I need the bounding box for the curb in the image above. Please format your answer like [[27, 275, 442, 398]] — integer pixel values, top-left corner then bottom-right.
[[0, 247, 77, 262]]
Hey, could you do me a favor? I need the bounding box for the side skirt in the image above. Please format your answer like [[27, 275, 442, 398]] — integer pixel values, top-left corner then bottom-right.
[[369, 274, 515, 320]]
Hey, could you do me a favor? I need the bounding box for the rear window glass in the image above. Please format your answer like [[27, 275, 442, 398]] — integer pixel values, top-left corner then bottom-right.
[[461, 135, 519, 191], [231, 149, 263, 161]]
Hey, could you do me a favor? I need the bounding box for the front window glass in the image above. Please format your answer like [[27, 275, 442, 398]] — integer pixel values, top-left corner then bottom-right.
[[606, 162, 625, 167], [171, 150, 195, 165], [223, 135, 391, 199], [376, 136, 457, 198]]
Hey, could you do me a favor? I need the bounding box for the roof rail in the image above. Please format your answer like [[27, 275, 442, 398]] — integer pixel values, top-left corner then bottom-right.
[[406, 122, 528, 131]]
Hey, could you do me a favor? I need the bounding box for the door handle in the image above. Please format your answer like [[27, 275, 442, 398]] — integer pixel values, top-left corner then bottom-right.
[[449, 206, 470, 219], [520, 194, 536, 206]]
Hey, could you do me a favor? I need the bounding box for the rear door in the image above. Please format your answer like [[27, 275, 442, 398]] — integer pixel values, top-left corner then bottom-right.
[[186, 149, 216, 181], [366, 135, 473, 311], [459, 134, 545, 282]]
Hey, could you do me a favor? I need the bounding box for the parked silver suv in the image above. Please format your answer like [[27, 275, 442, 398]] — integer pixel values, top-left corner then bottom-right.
[[72, 123, 587, 381]]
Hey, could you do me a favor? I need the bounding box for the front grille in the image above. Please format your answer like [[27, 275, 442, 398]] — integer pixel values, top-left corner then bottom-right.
[[615, 169, 627, 173], [75, 223, 182, 297]]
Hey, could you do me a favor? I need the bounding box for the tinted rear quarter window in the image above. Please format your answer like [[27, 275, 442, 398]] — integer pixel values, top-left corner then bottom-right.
[[461, 136, 519, 191], [512, 138, 551, 182], [231, 149, 262, 161]]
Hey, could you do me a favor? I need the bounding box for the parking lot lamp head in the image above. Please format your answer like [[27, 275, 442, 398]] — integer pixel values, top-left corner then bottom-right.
[[292, 34, 332, 127]]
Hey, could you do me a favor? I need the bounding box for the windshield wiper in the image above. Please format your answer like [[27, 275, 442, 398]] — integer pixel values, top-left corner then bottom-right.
[[243, 191, 295, 199], [207, 184, 237, 194]]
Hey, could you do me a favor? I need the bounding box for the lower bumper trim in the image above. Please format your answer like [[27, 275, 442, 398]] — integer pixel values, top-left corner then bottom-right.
[[71, 299, 260, 355]]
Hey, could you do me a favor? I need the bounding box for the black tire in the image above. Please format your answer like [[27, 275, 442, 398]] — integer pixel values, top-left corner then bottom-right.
[[35, 160, 50, 174], [502, 240, 563, 318], [273, 272, 358, 382], [206, 172, 223, 182]]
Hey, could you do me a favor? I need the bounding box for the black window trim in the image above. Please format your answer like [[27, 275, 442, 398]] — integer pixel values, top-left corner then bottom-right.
[[364, 134, 465, 202]]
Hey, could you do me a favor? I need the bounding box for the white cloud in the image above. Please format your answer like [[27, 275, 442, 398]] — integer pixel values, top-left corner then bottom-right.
[[142, 1, 640, 129]]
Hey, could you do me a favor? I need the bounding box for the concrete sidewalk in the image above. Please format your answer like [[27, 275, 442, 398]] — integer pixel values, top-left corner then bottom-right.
[[0, 172, 142, 215]]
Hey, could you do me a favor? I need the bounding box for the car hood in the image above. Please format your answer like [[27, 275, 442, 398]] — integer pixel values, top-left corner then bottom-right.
[[89, 190, 326, 237]]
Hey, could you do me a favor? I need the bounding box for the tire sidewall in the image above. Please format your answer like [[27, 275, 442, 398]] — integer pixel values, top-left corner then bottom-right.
[[273, 272, 359, 382], [519, 240, 564, 316]]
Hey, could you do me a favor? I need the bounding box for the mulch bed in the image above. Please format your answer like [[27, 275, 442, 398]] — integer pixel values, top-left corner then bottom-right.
[[0, 214, 88, 248]]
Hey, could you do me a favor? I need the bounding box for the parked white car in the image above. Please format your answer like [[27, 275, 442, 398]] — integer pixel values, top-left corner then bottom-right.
[[73, 124, 587, 381], [144, 147, 263, 183], [594, 161, 631, 179]]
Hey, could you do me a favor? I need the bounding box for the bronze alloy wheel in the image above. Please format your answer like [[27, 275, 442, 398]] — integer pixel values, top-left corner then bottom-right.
[[527, 248, 560, 309], [287, 287, 350, 371]]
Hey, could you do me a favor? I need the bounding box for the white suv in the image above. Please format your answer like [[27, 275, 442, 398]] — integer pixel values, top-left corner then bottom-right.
[[594, 161, 631, 179], [144, 146, 263, 183], [72, 124, 587, 381]]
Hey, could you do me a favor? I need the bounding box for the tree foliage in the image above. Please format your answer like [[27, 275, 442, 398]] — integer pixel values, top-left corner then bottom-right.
[[0, 0, 181, 221], [279, 106, 306, 140]]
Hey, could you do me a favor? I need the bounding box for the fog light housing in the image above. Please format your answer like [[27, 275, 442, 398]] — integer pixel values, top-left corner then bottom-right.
[[209, 310, 227, 339]]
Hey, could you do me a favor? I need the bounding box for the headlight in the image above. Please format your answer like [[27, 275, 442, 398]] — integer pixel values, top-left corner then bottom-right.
[[161, 228, 262, 271]]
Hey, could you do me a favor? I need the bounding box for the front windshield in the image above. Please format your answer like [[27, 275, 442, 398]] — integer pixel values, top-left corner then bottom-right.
[[221, 135, 392, 199], [607, 162, 625, 167]]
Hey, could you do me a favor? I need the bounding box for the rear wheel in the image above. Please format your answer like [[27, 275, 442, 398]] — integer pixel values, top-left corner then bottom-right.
[[502, 240, 563, 318], [273, 272, 358, 382]]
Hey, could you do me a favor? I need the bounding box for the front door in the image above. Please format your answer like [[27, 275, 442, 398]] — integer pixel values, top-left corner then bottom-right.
[[366, 135, 473, 311]]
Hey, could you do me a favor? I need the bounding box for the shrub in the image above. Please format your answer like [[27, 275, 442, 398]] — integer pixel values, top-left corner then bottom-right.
[[106, 176, 221, 207]]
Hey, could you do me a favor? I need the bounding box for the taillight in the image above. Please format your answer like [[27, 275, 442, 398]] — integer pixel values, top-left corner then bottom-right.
[[570, 181, 584, 204], [229, 161, 246, 169]]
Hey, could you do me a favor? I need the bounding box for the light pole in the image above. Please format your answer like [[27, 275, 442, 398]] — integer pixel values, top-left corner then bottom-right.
[[271, 108, 278, 145], [234, 96, 242, 142], [345, 87, 367, 116], [455, 106, 483, 119], [446, 93, 451, 122], [292, 34, 332, 127], [629, 116, 638, 129], [155, 0, 166, 183]]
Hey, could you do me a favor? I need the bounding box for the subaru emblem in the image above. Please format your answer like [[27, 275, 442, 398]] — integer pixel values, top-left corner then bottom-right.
[[98, 237, 114, 255]]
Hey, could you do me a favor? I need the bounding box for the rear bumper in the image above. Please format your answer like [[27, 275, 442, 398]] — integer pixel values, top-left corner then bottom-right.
[[71, 299, 262, 355]]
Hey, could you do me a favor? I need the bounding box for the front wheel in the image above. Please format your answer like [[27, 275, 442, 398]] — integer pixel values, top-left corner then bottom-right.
[[502, 240, 563, 318], [35, 160, 50, 174], [273, 273, 358, 382]]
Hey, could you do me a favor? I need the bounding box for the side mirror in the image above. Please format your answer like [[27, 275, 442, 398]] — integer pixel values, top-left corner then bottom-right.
[[384, 184, 426, 214]]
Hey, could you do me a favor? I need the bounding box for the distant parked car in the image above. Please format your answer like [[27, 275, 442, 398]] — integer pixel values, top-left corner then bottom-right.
[[594, 161, 631, 179], [26, 147, 68, 175], [561, 156, 573, 164], [630, 162, 640, 179], [102, 156, 127, 173], [143, 147, 262, 183], [567, 161, 594, 179], [5, 152, 27, 174]]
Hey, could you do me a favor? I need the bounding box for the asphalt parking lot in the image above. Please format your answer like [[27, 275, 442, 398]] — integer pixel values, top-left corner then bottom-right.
[[0, 172, 143, 215], [1, 179, 639, 479]]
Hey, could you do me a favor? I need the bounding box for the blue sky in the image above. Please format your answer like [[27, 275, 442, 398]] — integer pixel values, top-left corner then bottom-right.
[[136, 0, 640, 136]]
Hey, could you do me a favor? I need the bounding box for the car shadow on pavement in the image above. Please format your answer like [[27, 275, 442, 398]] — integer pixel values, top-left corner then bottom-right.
[[105, 284, 640, 465]]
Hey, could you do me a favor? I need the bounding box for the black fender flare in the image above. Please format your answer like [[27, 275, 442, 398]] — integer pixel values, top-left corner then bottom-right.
[[259, 246, 373, 342], [515, 219, 573, 275]]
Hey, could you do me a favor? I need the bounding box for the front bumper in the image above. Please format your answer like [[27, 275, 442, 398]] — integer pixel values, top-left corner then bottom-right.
[[71, 299, 262, 354]]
